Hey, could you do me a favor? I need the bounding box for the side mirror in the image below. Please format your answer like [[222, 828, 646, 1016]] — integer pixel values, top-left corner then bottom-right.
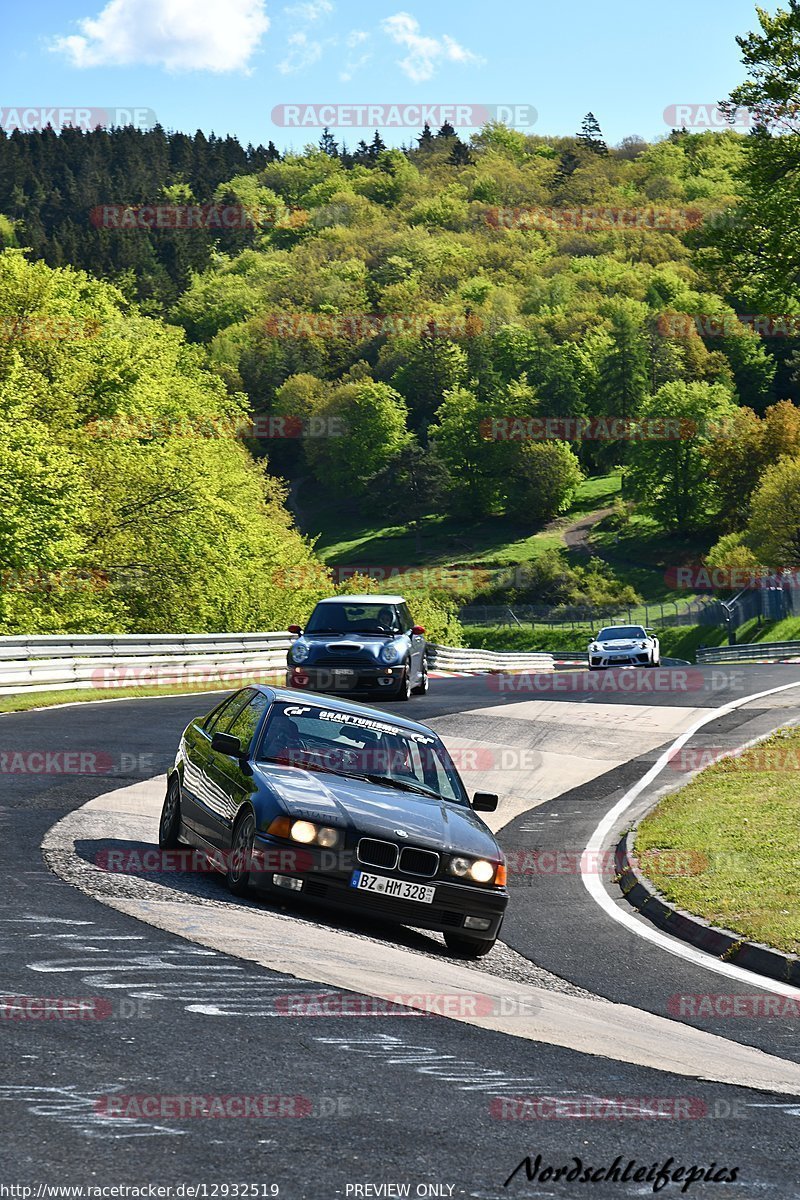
[[412, 625, 426, 636], [472, 791, 499, 812], [211, 732, 243, 758], [288, 625, 302, 635]]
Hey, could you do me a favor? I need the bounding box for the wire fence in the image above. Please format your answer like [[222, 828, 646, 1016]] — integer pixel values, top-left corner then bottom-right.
[[459, 584, 800, 631]]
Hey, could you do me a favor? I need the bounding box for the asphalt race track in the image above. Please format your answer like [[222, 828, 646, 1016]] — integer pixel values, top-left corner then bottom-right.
[[3, 666, 800, 1198]]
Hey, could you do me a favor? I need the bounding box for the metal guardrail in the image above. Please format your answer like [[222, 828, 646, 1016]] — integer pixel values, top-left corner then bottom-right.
[[427, 645, 554, 672], [696, 640, 800, 665], [0, 634, 555, 695]]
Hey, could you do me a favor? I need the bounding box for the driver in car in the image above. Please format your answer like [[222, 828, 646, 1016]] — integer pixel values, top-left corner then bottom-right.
[[262, 709, 301, 765], [376, 606, 398, 633]]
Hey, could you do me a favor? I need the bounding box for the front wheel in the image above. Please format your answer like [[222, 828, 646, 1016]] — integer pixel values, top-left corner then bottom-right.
[[444, 933, 496, 958], [226, 811, 256, 897], [159, 777, 182, 849], [391, 665, 412, 701], [412, 660, 429, 695]]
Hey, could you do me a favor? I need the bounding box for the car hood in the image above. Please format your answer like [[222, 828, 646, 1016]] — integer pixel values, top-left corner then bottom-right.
[[294, 632, 408, 661], [597, 638, 646, 649], [255, 765, 499, 858]]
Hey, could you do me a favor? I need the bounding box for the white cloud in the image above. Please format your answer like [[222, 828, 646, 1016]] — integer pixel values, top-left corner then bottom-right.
[[381, 11, 482, 83], [51, 0, 269, 72], [283, 0, 333, 19], [339, 29, 370, 81], [278, 30, 323, 73]]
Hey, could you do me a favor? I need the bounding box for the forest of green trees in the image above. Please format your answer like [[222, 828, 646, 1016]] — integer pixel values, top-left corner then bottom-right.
[[3, 5, 800, 637]]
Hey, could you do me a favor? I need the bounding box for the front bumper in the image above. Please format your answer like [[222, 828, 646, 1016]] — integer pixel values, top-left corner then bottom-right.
[[589, 650, 651, 668], [286, 663, 403, 694], [251, 836, 508, 940]]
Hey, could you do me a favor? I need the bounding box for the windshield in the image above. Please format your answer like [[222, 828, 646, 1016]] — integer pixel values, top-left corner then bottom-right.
[[305, 602, 401, 635], [256, 702, 467, 805], [596, 626, 647, 641]]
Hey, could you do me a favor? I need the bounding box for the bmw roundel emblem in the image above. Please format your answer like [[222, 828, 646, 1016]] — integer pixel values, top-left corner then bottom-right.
[[394, 829, 409, 838]]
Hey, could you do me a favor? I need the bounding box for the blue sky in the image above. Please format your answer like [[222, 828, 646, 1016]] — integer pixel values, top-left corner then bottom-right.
[[0, 1, 782, 149]]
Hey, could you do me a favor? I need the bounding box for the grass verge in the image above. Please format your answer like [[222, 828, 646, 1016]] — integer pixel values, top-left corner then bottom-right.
[[0, 679, 258, 715], [635, 727, 800, 957]]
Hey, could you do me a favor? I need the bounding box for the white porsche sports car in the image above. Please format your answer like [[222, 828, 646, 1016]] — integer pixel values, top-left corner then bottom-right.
[[588, 625, 661, 670]]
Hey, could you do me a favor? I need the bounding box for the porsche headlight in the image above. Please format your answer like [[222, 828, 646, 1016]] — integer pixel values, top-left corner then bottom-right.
[[291, 639, 310, 664], [380, 641, 401, 664]]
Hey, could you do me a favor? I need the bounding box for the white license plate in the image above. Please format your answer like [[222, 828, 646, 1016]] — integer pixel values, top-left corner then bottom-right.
[[351, 870, 436, 904]]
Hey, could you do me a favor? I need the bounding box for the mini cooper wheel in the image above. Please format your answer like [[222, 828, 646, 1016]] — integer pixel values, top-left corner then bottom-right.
[[444, 933, 496, 958], [412, 660, 429, 695], [159, 777, 182, 849], [392, 665, 412, 701], [226, 811, 256, 896]]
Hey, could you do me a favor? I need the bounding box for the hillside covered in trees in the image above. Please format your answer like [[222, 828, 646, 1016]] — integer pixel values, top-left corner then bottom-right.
[[3, 2, 800, 634]]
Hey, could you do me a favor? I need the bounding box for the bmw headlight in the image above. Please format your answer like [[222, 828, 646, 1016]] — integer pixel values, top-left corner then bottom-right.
[[291, 639, 310, 664], [380, 641, 401, 664], [267, 816, 340, 848], [448, 856, 502, 885]]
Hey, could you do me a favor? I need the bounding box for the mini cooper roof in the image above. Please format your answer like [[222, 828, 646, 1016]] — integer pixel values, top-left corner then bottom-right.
[[313, 595, 406, 605]]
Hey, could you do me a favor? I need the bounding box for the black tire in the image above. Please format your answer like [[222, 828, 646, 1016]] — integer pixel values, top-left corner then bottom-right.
[[412, 659, 429, 695], [159, 776, 182, 849], [444, 933, 496, 958], [226, 811, 256, 897], [392, 665, 412, 701]]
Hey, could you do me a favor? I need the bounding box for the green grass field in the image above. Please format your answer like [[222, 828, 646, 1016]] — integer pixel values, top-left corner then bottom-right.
[[635, 727, 800, 956], [300, 473, 623, 568]]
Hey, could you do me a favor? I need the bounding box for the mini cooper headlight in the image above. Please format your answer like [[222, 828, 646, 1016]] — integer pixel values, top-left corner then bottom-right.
[[291, 639, 310, 664], [380, 641, 401, 664]]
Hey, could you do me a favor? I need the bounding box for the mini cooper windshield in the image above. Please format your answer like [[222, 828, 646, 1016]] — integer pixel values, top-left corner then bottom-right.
[[304, 602, 401, 635], [257, 701, 467, 805]]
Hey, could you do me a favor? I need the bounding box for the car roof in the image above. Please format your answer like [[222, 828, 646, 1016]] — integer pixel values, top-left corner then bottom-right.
[[314, 595, 406, 605], [253, 685, 436, 736]]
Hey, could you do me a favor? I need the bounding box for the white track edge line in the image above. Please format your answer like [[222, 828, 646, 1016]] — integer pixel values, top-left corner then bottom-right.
[[582, 678, 800, 998]]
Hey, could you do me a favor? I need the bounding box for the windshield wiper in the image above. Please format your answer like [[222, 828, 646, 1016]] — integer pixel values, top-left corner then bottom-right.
[[352, 772, 440, 799]]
